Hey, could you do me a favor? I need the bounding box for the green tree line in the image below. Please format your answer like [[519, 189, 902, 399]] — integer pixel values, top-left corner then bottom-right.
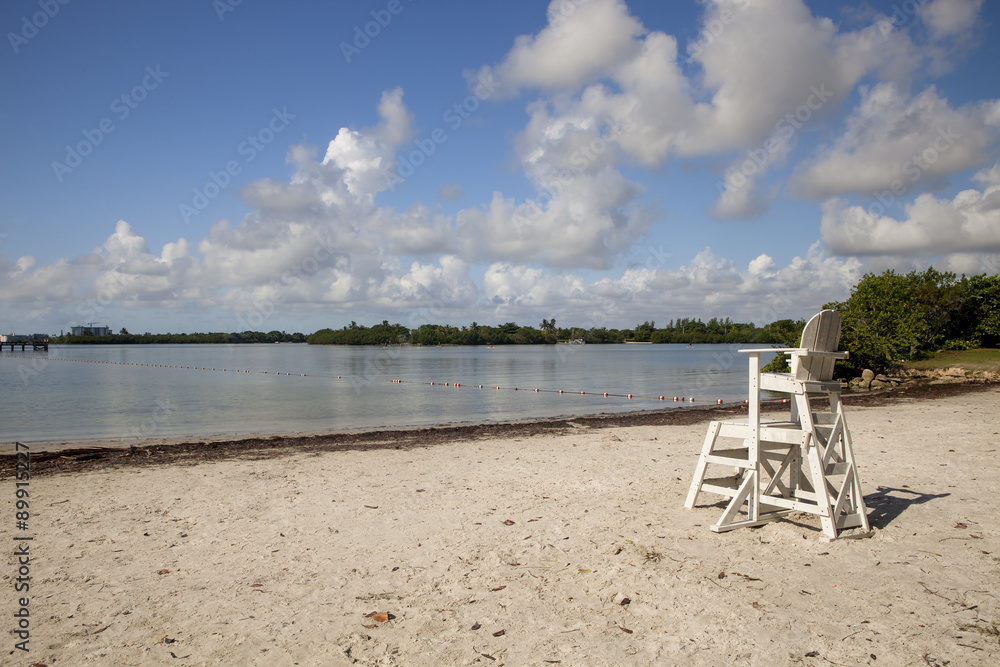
[[307, 321, 412, 345], [51, 330, 308, 345], [306, 317, 807, 346]]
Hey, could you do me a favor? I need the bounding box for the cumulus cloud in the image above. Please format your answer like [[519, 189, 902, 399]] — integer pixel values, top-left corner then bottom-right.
[[974, 160, 1000, 186], [819, 182, 1000, 257], [472, 0, 931, 221], [1, 213, 870, 328], [0, 91, 474, 328], [917, 0, 985, 74], [481, 244, 863, 326], [474, 0, 996, 220], [322, 88, 413, 200], [470, 0, 645, 97], [919, 0, 984, 40], [456, 172, 651, 270], [480, 0, 886, 156], [711, 129, 793, 220], [791, 84, 999, 199], [442, 95, 656, 269], [0, 85, 664, 330]]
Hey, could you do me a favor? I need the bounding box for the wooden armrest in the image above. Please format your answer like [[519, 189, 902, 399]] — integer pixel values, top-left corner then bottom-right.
[[738, 348, 848, 359], [796, 350, 849, 359]]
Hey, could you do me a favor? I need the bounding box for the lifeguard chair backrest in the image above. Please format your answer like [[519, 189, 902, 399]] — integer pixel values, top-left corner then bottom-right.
[[793, 310, 842, 381]]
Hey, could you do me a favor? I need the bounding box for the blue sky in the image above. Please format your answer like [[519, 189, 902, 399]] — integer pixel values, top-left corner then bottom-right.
[[2, 0, 998, 335]]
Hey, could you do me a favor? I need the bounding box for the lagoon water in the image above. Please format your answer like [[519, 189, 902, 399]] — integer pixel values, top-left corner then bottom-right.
[[0, 344, 779, 444]]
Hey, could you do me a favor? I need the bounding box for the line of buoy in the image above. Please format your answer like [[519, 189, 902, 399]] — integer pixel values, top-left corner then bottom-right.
[[8, 357, 736, 405], [388, 377, 731, 405]]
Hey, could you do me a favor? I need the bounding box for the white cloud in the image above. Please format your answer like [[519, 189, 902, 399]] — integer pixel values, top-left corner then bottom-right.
[[820, 183, 1000, 257], [476, 0, 925, 220], [485, 263, 573, 309], [1, 257, 78, 304], [711, 131, 792, 220], [321, 88, 413, 200], [686, 0, 858, 154], [471, 0, 645, 97], [585, 0, 899, 158], [456, 170, 651, 270], [918, 0, 983, 40], [790, 84, 999, 199], [481, 244, 864, 326], [101, 220, 149, 264], [2, 191, 870, 330], [974, 160, 1000, 186]]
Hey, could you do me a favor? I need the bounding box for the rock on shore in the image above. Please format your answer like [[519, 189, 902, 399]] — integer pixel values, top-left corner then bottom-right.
[[848, 366, 997, 391]]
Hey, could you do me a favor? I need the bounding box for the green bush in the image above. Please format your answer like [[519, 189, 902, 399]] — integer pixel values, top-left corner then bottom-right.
[[826, 268, 999, 374]]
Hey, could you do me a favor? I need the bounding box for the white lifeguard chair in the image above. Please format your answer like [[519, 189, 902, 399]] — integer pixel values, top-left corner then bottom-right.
[[684, 310, 871, 541]]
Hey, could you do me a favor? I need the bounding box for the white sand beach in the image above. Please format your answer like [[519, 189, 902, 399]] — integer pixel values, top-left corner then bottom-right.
[[4, 386, 999, 666]]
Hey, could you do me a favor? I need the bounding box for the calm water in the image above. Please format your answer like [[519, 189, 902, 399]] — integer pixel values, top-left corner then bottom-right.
[[0, 344, 778, 444]]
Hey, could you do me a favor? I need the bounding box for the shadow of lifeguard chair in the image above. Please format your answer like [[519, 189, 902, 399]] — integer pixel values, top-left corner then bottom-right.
[[684, 310, 871, 541]]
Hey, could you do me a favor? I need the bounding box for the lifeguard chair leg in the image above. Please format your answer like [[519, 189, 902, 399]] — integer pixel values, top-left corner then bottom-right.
[[684, 421, 722, 509]]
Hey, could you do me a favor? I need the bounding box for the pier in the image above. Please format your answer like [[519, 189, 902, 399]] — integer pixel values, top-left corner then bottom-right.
[[0, 334, 49, 351]]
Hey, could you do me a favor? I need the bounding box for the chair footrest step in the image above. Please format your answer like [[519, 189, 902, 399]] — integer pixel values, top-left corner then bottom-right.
[[704, 449, 751, 464], [716, 421, 810, 445], [701, 477, 742, 496]]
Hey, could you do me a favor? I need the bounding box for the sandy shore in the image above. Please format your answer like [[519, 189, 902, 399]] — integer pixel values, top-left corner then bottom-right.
[[3, 384, 999, 665]]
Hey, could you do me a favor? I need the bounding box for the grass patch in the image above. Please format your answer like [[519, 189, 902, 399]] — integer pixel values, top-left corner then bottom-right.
[[904, 348, 1000, 372]]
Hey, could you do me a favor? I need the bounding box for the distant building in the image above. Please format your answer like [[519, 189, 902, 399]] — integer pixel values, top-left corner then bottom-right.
[[71, 325, 111, 336]]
